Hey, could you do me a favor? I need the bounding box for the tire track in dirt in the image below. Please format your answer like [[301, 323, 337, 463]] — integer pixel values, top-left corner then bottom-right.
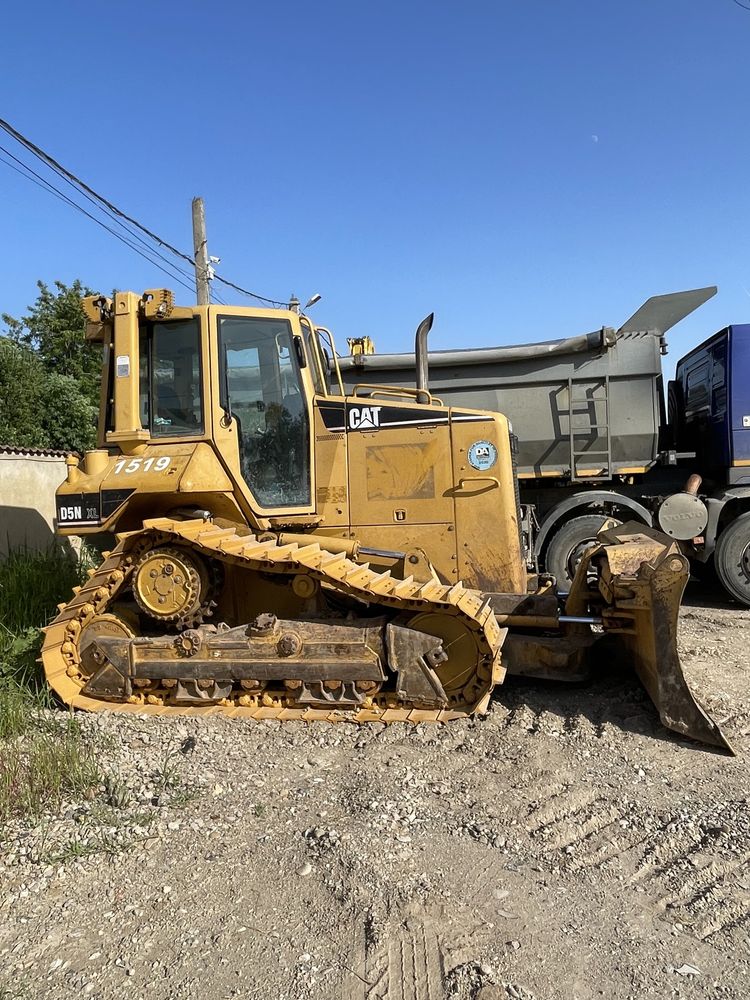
[[566, 818, 653, 872], [631, 833, 750, 941], [515, 759, 750, 945], [345, 911, 445, 999], [653, 853, 750, 939], [523, 779, 631, 858]]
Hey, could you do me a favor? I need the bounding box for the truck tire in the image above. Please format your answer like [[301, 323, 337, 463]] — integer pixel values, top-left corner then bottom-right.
[[544, 514, 619, 589], [714, 512, 750, 606]]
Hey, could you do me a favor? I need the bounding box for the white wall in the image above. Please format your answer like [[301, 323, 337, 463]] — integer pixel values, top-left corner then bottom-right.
[[0, 453, 68, 556]]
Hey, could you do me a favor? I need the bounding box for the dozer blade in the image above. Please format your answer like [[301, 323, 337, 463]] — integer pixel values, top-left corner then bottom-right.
[[567, 522, 734, 754]]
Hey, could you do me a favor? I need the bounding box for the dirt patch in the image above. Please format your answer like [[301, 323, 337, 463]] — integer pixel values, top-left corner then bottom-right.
[[1, 585, 748, 999]]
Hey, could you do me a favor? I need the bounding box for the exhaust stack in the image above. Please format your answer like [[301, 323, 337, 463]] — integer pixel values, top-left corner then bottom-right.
[[415, 313, 434, 404]]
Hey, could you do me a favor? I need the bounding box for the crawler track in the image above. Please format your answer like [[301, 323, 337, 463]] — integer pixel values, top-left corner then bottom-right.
[[42, 517, 503, 722]]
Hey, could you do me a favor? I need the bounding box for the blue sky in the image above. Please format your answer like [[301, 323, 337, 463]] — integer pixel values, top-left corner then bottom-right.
[[2, 0, 749, 368]]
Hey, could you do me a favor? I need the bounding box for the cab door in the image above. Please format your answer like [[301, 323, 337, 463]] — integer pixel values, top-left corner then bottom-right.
[[208, 307, 316, 522], [344, 397, 459, 581]]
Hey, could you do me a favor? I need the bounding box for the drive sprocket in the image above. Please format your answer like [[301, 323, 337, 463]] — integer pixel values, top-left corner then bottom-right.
[[132, 546, 207, 624]]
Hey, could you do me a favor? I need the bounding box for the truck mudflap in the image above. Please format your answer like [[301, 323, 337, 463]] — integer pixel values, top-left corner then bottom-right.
[[567, 522, 734, 754]]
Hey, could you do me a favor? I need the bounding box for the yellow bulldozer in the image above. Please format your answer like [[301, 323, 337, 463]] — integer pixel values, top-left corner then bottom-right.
[[42, 289, 731, 751]]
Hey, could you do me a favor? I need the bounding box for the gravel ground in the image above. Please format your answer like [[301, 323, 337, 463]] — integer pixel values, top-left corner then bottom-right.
[[1, 580, 748, 1000]]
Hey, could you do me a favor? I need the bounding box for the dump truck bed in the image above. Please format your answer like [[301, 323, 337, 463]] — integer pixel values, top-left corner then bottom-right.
[[339, 328, 663, 481]]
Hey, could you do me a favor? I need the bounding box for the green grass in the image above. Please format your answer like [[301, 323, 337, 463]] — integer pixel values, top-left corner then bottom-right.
[[0, 543, 89, 635], [0, 541, 96, 692], [0, 543, 93, 701], [0, 718, 100, 823], [0, 543, 198, 835], [0, 677, 32, 740], [0, 544, 100, 822], [0, 624, 42, 697]]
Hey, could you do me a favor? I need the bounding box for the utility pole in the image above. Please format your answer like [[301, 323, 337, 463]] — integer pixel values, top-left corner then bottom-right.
[[192, 196, 210, 305]]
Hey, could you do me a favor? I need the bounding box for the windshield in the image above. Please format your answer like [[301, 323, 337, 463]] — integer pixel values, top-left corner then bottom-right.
[[219, 315, 311, 507]]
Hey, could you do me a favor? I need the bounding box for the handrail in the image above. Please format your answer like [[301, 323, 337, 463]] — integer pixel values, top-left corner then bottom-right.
[[350, 384, 444, 406]]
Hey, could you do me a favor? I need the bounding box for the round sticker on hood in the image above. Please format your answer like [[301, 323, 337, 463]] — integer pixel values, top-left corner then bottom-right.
[[468, 440, 497, 471]]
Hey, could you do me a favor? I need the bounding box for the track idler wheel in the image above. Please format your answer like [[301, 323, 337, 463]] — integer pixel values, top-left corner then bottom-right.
[[78, 612, 137, 698], [401, 611, 492, 708], [132, 546, 209, 624]]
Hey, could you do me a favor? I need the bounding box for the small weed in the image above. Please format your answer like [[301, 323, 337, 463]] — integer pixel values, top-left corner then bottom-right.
[[129, 808, 156, 828], [0, 981, 29, 1000], [154, 748, 181, 800], [0, 718, 101, 823], [81, 799, 151, 829], [44, 826, 149, 864], [253, 803, 266, 818], [103, 774, 131, 810], [36, 794, 158, 864], [151, 746, 198, 807], [43, 835, 103, 864], [169, 784, 200, 808]]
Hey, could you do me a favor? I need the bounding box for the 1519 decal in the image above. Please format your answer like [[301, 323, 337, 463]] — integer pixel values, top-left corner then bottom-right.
[[114, 456, 172, 474]]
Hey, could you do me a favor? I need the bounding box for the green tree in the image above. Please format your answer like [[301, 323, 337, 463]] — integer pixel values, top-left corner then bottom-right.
[[2, 280, 100, 400], [40, 372, 98, 453], [0, 280, 100, 453], [0, 338, 47, 448]]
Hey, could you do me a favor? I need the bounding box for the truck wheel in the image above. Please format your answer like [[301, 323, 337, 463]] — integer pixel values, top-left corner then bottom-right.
[[544, 514, 619, 589], [714, 513, 750, 606]]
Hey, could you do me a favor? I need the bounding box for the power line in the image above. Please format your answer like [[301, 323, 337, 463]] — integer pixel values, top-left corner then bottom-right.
[[0, 140, 196, 295], [211, 273, 286, 307], [0, 117, 196, 269], [33, 144, 201, 280], [732, 0, 750, 10], [0, 117, 288, 306], [0, 141, 196, 293], [0, 148, 82, 211], [210, 283, 228, 306]]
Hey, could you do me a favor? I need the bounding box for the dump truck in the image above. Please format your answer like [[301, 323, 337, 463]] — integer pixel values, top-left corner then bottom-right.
[[339, 287, 750, 606], [42, 289, 731, 752]]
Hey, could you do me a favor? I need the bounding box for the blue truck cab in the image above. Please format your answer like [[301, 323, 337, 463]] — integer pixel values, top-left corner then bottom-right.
[[672, 324, 750, 485], [669, 324, 750, 605]]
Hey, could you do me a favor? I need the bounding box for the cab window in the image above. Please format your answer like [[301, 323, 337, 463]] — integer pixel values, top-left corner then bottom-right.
[[219, 315, 311, 507], [300, 318, 325, 395], [139, 319, 203, 437]]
